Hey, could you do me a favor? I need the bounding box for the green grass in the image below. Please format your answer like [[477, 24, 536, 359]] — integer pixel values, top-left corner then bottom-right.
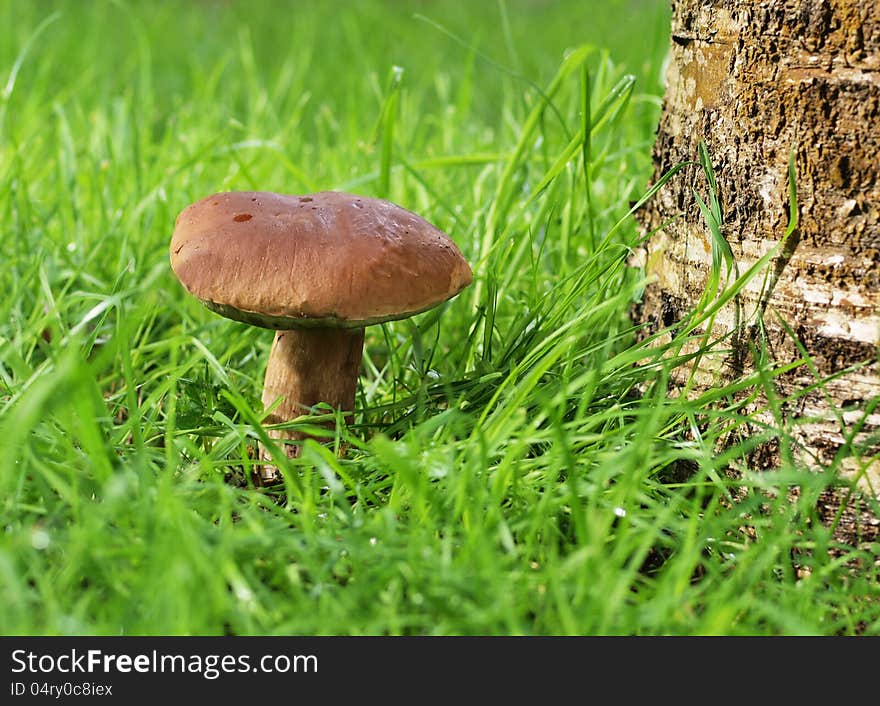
[[1, 0, 878, 636]]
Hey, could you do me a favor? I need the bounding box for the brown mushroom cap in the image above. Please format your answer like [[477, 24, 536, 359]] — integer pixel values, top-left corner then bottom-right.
[[170, 191, 473, 329]]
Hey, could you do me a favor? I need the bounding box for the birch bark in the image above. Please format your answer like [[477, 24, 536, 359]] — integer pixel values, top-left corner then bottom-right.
[[635, 1, 879, 495]]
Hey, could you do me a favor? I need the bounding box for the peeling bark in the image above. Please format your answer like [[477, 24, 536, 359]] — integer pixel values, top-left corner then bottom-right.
[[635, 1, 879, 501]]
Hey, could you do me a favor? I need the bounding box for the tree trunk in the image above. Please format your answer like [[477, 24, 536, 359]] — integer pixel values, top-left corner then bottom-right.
[[634, 1, 879, 502]]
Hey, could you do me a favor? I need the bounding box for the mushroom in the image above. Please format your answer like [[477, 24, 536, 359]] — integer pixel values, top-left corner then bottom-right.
[[170, 191, 472, 484]]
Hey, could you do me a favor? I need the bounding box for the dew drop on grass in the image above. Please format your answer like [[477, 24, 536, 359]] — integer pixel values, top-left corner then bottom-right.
[[614, 507, 627, 518], [234, 584, 255, 604], [31, 529, 50, 550], [66, 242, 76, 252]]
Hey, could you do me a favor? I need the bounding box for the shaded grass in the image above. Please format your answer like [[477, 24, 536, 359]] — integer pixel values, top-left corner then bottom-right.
[[1, 0, 878, 636]]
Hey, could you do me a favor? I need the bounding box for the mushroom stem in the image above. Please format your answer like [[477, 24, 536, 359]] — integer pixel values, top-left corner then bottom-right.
[[258, 327, 365, 484]]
